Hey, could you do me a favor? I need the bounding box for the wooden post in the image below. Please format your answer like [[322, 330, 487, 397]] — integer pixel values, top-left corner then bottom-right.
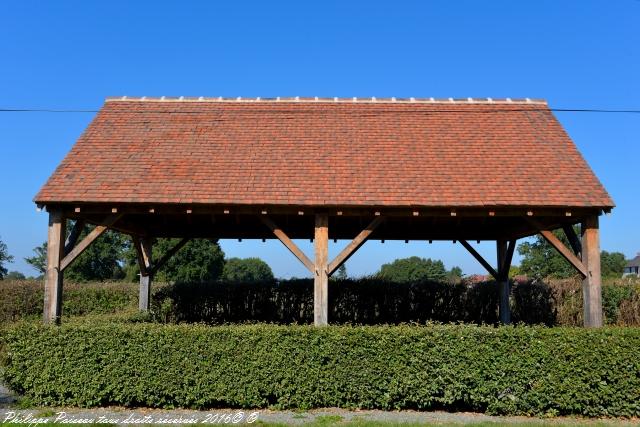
[[496, 240, 511, 325], [138, 238, 153, 311], [581, 216, 603, 327], [314, 214, 329, 326], [44, 209, 66, 324]]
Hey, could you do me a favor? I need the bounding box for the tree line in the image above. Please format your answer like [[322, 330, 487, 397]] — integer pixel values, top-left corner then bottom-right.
[[1, 227, 274, 283]]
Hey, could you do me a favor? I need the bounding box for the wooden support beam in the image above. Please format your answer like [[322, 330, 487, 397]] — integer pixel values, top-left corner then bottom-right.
[[527, 218, 587, 278], [260, 216, 313, 272], [150, 238, 190, 276], [562, 225, 581, 256], [499, 239, 516, 276], [581, 216, 603, 327], [60, 225, 107, 271], [59, 214, 122, 272], [132, 236, 150, 277], [459, 240, 499, 279], [64, 219, 85, 255], [327, 216, 384, 276], [539, 229, 587, 278], [497, 240, 512, 325], [137, 237, 153, 311], [44, 210, 65, 324], [314, 214, 329, 326]]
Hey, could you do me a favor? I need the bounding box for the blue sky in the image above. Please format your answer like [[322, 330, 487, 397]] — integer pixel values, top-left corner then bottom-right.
[[1, 0, 638, 278]]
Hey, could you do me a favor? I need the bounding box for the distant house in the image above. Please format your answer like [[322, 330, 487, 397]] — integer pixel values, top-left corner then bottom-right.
[[624, 254, 640, 276]]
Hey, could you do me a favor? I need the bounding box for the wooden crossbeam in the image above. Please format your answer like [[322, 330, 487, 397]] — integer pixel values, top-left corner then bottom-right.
[[260, 216, 314, 272], [562, 225, 582, 256], [527, 219, 587, 278], [150, 238, 190, 276], [64, 220, 85, 255], [327, 216, 384, 276], [459, 240, 499, 279], [539, 229, 587, 278], [60, 214, 122, 271]]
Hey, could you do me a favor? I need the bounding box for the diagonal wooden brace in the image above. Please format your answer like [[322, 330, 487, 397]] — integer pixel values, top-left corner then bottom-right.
[[60, 214, 122, 271], [260, 216, 314, 272], [64, 220, 86, 255], [539, 229, 587, 278], [327, 216, 384, 276], [498, 240, 516, 278], [459, 239, 499, 280], [562, 225, 582, 257], [132, 236, 151, 277], [149, 237, 190, 276], [527, 219, 587, 278]]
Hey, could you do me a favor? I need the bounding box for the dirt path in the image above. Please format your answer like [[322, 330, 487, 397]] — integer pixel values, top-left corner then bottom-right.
[[1, 382, 635, 426], [0, 406, 637, 426]]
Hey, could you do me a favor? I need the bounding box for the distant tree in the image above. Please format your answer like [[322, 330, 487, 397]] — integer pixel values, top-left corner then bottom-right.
[[508, 265, 522, 279], [518, 230, 577, 280], [518, 229, 628, 280], [5, 271, 26, 280], [25, 242, 47, 275], [446, 266, 463, 283], [601, 251, 626, 278], [222, 257, 274, 282], [126, 238, 225, 283], [378, 256, 448, 283], [27, 223, 127, 282], [333, 264, 348, 280], [0, 236, 14, 279]]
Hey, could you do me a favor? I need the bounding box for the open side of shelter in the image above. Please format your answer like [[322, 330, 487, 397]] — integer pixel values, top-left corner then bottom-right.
[[35, 97, 614, 327]]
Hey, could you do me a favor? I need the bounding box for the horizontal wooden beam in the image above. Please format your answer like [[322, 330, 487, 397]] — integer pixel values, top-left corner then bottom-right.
[[459, 239, 499, 280], [328, 216, 384, 276], [49, 202, 602, 219], [260, 216, 314, 273], [60, 214, 122, 272]]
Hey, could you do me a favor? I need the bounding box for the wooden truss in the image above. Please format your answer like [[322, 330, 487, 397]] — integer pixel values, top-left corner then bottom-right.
[[42, 205, 604, 327], [262, 215, 384, 325]]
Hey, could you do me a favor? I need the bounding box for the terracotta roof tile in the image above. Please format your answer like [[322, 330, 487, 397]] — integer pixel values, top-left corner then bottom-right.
[[34, 97, 614, 208]]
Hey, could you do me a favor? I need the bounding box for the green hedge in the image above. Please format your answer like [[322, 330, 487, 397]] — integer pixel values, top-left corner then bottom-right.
[[2, 322, 639, 416], [3, 278, 640, 326], [153, 279, 559, 325], [0, 280, 139, 323]]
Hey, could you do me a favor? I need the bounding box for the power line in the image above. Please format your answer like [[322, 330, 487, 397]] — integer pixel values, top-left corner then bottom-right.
[[0, 108, 99, 113]]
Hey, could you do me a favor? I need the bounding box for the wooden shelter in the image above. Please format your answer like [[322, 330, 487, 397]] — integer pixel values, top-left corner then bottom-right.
[[34, 97, 614, 327]]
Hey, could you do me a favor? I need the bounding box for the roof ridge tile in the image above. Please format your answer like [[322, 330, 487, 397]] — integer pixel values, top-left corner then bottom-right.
[[104, 96, 548, 105]]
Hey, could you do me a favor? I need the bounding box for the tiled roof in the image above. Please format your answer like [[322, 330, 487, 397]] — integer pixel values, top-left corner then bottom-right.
[[34, 97, 614, 208]]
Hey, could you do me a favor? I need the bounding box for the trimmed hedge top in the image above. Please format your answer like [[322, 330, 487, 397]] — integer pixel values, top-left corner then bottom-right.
[[2, 322, 639, 417]]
